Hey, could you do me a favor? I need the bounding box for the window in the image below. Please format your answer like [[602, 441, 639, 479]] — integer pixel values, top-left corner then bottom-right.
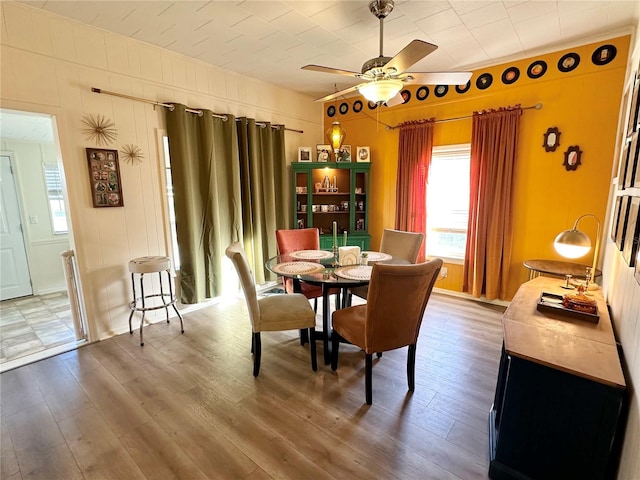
[[163, 135, 180, 270], [425, 144, 470, 260], [43, 162, 68, 234]]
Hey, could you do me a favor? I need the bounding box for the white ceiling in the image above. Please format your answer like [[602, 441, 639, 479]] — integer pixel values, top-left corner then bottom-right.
[[0, 110, 54, 143], [17, 1, 640, 100]]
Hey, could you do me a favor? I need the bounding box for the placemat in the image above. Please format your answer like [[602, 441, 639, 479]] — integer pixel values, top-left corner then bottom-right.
[[334, 265, 373, 281], [271, 261, 325, 275], [362, 251, 392, 262], [289, 250, 334, 260]]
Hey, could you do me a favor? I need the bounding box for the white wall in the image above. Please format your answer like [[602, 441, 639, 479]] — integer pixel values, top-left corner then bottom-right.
[[0, 2, 322, 340], [0, 140, 69, 294], [603, 15, 640, 480]]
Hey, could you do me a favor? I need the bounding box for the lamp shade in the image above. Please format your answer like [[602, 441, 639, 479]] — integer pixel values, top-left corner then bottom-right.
[[554, 229, 592, 259], [358, 79, 403, 104], [326, 121, 346, 153]]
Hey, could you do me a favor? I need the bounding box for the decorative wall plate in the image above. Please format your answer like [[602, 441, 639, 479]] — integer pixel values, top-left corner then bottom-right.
[[339, 102, 349, 114], [501, 67, 520, 85], [558, 53, 580, 72], [335, 265, 373, 281], [368, 100, 378, 110], [400, 89, 411, 103], [327, 105, 336, 117], [476, 73, 493, 90], [289, 250, 333, 260], [353, 100, 363, 113], [271, 261, 325, 275], [527, 60, 547, 79]]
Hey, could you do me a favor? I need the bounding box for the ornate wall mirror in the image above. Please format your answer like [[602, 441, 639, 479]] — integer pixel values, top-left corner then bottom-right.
[[543, 127, 561, 152], [563, 145, 583, 171]]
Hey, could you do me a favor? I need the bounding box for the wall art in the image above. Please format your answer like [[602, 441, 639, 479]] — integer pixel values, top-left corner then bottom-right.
[[82, 113, 117, 146], [543, 127, 561, 152], [563, 145, 582, 171], [86, 148, 124, 207]]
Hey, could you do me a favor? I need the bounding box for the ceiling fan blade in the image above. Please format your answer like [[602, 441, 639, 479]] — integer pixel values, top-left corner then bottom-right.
[[383, 40, 438, 75], [302, 64, 361, 78], [403, 71, 473, 85], [314, 84, 364, 102], [384, 93, 406, 107]]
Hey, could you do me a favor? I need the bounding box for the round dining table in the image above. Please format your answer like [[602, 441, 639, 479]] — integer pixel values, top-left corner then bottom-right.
[[265, 249, 393, 364]]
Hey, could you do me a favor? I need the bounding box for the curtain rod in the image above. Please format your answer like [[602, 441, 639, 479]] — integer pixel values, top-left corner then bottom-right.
[[90, 87, 303, 133], [385, 103, 543, 130]]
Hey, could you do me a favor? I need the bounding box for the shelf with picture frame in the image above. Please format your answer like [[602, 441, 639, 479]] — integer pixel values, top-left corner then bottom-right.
[[292, 162, 370, 250]]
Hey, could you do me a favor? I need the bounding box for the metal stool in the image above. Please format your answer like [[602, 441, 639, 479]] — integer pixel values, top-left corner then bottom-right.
[[128, 256, 184, 346]]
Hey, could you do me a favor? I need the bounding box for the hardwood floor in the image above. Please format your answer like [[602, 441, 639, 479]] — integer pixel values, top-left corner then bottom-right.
[[0, 292, 505, 480]]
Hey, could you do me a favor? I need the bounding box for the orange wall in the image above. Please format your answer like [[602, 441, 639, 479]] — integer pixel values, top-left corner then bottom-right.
[[323, 36, 629, 300]]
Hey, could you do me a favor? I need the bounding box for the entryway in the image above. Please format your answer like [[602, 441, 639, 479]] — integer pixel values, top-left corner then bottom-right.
[[0, 109, 86, 371]]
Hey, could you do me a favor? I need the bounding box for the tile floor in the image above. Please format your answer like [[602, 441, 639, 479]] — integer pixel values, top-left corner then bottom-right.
[[0, 292, 77, 364]]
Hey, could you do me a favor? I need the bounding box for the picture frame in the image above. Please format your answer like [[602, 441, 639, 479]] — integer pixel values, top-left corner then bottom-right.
[[622, 196, 640, 267], [316, 144, 331, 162], [356, 146, 370, 162], [298, 146, 312, 162], [542, 127, 561, 152], [337, 145, 351, 162], [86, 148, 123, 207]]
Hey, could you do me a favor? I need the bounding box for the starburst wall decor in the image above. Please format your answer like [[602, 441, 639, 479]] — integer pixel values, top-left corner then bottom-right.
[[120, 144, 144, 164], [82, 113, 117, 146]]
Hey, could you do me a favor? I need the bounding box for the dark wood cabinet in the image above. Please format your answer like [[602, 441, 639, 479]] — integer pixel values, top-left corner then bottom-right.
[[489, 277, 626, 480]]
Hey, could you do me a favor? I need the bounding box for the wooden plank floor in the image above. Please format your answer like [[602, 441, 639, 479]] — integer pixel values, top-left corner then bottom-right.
[[0, 292, 505, 480]]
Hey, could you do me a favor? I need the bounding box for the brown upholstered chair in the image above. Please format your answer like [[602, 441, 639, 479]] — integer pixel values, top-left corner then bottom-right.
[[225, 242, 317, 376], [351, 228, 425, 301], [331, 258, 443, 404], [275, 228, 339, 311]]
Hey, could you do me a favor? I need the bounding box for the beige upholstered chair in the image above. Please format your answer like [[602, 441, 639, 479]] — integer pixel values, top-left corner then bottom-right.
[[225, 242, 317, 376], [332, 258, 443, 404], [351, 228, 425, 300]]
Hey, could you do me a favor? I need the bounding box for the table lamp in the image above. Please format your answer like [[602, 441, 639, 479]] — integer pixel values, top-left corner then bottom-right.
[[553, 214, 601, 289]]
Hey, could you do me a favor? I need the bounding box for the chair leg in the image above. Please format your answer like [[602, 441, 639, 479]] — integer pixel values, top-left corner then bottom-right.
[[253, 332, 261, 377], [309, 327, 317, 371], [365, 353, 373, 405], [407, 344, 417, 392], [299, 328, 309, 345], [331, 330, 340, 371], [313, 298, 318, 313], [376, 352, 383, 358]]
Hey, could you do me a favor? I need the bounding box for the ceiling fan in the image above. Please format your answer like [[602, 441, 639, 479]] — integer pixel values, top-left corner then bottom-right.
[[302, 0, 472, 106]]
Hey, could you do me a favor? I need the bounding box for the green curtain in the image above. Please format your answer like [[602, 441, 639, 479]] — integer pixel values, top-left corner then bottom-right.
[[166, 104, 242, 303], [236, 118, 287, 283]]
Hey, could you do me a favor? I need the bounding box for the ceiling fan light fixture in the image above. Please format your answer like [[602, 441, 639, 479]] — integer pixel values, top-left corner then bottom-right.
[[359, 79, 403, 104]]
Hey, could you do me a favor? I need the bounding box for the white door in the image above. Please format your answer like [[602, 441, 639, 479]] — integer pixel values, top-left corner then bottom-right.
[[0, 154, 32, 300]]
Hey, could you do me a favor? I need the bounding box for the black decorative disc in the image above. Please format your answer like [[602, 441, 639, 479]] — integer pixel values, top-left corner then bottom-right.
[[353, 100, 363, 113], [476, 73, 493, 90], [527, 60, 547, 79], [455, 81, 471, 94], [368, 100, 378, 110], [434, 85, 448, 97], [416, 86, 429, 100], [592, 45, 617, 66], [400, 89, 411, 103], [327, 105, 336, 117], [501, 67, 520, 85], [558, 53, 580, 72], [339, 102, 349, 114]]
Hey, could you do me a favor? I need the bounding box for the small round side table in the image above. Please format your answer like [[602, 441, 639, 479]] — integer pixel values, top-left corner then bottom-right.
[[128, 256, 184, 346]]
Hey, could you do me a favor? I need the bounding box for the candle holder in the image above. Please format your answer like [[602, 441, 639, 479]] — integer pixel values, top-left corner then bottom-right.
[[332, 245, 339, 267]]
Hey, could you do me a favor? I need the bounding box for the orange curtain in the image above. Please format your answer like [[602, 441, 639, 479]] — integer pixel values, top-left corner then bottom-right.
[[395, 120, 434, 261], [463, 106, 522, 300]]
